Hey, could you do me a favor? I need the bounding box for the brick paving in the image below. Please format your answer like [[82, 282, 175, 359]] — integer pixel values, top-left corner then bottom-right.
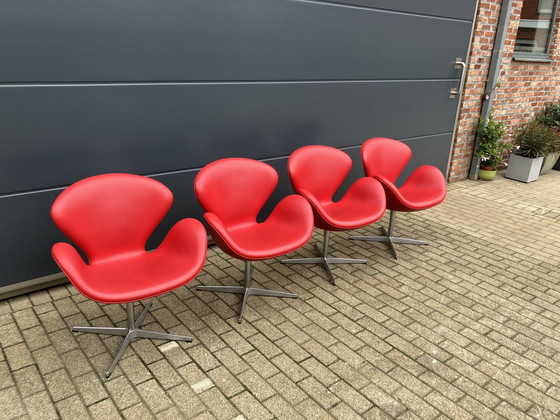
[[1, 170, 560, 419]]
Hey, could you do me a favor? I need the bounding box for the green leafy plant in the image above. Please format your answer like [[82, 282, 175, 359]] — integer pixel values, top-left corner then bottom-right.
[[514, 120, 558, 158], [475, 113, 509, 169], [536, 101, 560, 152], [537, 101, 560, 130]]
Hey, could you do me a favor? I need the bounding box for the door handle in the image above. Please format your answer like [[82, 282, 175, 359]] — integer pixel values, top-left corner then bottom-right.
[[449, 58, 466, 99]]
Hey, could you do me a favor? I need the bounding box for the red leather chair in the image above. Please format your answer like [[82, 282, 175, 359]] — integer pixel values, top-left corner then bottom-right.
[[281, 145, 386, 284], [194, 158, 314, 323], [51, 173, 207, 378], [350, 138, 447, 258]]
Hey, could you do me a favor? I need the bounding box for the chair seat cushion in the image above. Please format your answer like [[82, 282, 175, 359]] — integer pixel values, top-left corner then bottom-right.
[[376, 166, 446, 212], [76, 251, 204, 303], [301, 177, 386, 231], [52, 218, 207, 304], [204, 195, 314, 261]]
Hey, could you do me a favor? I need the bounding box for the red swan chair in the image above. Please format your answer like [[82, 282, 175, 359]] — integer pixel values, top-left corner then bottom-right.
[[350, 138, 447, 258], [194, 158, 314, 323], [281, 145, 386, 284], [51, 173, 207, 377]]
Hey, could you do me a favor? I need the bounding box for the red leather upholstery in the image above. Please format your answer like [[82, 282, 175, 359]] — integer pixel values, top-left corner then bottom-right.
[[361, 138, 446, 211], [194, 158, 314, 260], [51, 173, 207, 304], [288, 145, 386, 230]]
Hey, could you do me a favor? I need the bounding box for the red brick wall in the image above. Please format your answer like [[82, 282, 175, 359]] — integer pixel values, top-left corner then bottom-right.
[[448, 0, 560, 182]]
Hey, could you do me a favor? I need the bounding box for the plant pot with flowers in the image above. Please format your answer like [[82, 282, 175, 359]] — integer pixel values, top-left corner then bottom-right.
[[505, 120, 555, 183], [474, 113, 509, 181], [536, 101, 560, 173]]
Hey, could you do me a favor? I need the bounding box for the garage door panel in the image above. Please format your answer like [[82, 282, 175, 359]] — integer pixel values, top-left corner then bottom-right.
[[0, 0, 470, 82], [0, 82, 459, 194]]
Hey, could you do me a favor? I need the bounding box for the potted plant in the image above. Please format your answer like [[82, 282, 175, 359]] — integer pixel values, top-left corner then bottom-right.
[[505, 120, 555, 183], [474, 113, 509, 181], [536, 101, 560, 173]]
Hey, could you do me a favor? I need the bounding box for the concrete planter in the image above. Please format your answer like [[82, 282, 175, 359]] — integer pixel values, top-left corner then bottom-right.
[[553, 154, 560, 171], [505, 154, 543, 183], [541, 151, 560, 175]]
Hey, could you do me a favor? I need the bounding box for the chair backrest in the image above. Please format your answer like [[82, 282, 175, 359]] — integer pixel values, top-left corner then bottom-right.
[[51, 173, 173, 264], [361, 138, 412, 183], [288, 145, 352, 202], [194, 158, 278, 226]]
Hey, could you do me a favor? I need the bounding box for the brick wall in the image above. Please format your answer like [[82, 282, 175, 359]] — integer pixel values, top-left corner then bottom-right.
[[448, 0, 560, 182]]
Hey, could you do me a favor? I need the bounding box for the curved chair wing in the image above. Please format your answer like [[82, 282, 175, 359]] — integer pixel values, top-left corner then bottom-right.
[[195, 157, 278, 227], [351, 138, 447, 258], [361, 137, 412, 183], [194, 158, 314, 322], [50, 173, 207, 377], [282, 145, 386, 284]]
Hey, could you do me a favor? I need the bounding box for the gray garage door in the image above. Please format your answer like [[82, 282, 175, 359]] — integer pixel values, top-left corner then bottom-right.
[[0, 0, 478, 289]]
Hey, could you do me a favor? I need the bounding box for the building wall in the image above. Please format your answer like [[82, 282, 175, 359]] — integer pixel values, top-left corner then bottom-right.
[[449, 0, 560, 182]]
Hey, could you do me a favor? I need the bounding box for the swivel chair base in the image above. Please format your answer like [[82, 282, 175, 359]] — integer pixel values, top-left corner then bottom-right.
[[197, 260, 297, 323], [282, 230, 366, 285], [350, 210, 428, 259], [73, 300, 192, 378]]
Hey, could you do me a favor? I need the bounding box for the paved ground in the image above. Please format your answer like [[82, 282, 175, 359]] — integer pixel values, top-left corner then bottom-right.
[[1, 170, 560, 419]]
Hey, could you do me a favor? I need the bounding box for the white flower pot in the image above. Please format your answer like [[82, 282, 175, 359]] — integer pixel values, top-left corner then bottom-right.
[[505, 154, 544, 183]]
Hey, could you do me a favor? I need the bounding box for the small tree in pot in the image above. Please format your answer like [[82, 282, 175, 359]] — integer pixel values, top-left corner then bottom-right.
[[506, 120, 557, 183], [474, 113, 509, 181]]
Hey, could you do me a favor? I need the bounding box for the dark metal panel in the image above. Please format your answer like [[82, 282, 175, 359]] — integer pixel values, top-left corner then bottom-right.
[[0, 190, 64, 286], [0, 0, 470, 82], [0, 132, 451, 287], [0, 81, 459, 194], [320, 0, 477, 21]]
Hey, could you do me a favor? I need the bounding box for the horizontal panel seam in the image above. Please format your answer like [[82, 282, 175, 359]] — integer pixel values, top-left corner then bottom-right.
[[292, 0, 473, 23], [0, 79, 460, 88], [0, 131, 453, 198]]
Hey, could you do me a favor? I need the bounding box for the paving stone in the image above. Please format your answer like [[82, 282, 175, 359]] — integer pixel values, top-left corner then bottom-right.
[[24, 390, 59, 420], [137, 379, 174, 413], [55, 395, 92, 419], [0, 387, 26, 418], [13, 365, 45, 397], [88, 397, 122, 420], [198, 386, 240, 420], [0, 322, 24, 348], [74, 371, 109, 406], [44, 368, 77, 403], [295, 398, 335, 420], [32, 346, 64, 375], [231, 391, 274, 420], [167, 383, 207, 417], [5, 343, 34, 371], [263, 394, 306, 420], [237, 369, 276, 401]]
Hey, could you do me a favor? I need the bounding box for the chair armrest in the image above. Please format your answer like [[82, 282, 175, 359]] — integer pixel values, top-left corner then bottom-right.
[[203, 212, 242, 256], [156, 218, 208, 269], [405, 165, 446, 188], [267, 194, 314, 234], [342, 177, 386, 220], [344, 177, 385, 205], [51, 242, 89, 287], [401, 165, 446, 203]]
